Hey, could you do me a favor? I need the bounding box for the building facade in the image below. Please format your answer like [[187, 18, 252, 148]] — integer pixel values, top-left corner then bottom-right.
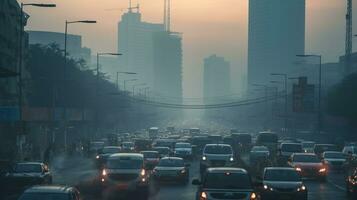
[[118, 9, 164, 91], [28, 31, 91, 64], [153, 32, 183, 102], [248, 0, 305, 89], [203, 55, 231, 104]]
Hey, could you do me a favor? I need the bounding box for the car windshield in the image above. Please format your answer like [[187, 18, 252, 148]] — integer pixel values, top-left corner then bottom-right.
[[107, 158, 143, 169], [204, 146, 232, 154], [252, 146, 268, 151], [19, 193, 69, 200], [293, 155, 320, 163], [204, 172, 252, 189], [281, 144, 302, 152], [15, 164, 42, 173], [175, 143, 191, 148], [158, 159, 184, 167], [324, 152, 345, 159], [264, 169, 301, 182], [102, 147, 121, 154], [142, 152, 159, 158], [302, 142, 315, 148]]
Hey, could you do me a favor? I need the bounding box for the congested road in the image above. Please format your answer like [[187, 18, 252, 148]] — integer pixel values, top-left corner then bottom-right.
[[46, 153, 350, 200]]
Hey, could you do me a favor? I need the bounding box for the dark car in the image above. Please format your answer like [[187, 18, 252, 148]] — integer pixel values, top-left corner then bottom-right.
[[346, 167, 357, 197], [135, 139, 152, 152], [314, 144, 339, 158], [288, 153, 327, 181], [5, 162, 52, 193], [153, 146, 171, 158], [261, 167, 307, 200], [101, 153, 149, 199], [153, 157, 189, 183], [18, 185, 81, 200], [192, 168, 258, 200], [141, 151, 160, 170], [95, 146, 122, 168]]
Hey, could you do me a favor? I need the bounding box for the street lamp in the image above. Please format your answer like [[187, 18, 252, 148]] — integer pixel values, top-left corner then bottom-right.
[[63, 19, 96, 152], [124, 79, 138, 91], [116, 72, 137, 89], [18, 3, 56, 140], [296, 54, 322, 134], [271, 73, 288, 133], [132, 83, 147, 96]]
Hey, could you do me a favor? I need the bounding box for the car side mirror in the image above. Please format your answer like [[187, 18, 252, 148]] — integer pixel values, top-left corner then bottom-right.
[[192, 179, 201, 185]]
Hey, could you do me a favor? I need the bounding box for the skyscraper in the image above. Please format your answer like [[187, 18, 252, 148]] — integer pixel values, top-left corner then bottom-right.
[[203, 55, 231, 104], [153, 32, 183, 102], [118, 8, 164, 90], [248, 0, 305, 89]]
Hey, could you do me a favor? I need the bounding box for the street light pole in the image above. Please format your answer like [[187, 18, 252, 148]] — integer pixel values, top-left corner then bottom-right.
[[271, 73, 288, 133], [296, 54, 322, 134], [18, 3, 56, 159], [63, 20, 96, 151]]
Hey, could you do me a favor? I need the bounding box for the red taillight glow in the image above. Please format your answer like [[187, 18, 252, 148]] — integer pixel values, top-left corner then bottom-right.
[[250, 192, 257, 200], [199, 192, 207, 200]]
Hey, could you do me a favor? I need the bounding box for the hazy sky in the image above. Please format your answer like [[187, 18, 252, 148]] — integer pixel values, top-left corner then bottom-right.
[[19, 0, 356, 97]]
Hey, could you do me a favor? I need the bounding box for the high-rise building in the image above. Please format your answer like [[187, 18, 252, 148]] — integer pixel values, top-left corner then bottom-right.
[[153, 32, 183, 102], [203, 55, 231, 104], [118, 8, 164, 90], [248, 0, 305, 89]]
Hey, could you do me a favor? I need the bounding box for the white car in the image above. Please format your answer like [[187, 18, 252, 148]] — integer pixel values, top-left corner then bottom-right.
[[322, 151, 346, 170], [174, 142, 192, 158]]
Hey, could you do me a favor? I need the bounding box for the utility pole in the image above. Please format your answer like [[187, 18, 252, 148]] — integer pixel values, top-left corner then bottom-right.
[[345, 0, 352, 75]]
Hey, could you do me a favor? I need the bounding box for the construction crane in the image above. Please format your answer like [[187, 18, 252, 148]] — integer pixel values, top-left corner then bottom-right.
[[345, 0, 352, 75]]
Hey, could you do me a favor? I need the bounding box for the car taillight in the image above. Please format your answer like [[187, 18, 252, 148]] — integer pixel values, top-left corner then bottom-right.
[[199, 192, 207, 200]]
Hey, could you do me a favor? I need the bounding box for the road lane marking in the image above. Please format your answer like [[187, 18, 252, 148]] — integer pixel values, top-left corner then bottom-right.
[[328, 180, 346, 192]]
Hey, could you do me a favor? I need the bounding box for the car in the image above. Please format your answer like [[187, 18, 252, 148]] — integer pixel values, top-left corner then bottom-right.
[[153, 146, 171, 158], [200, 144, 235, 175], [314, 144, 339, 158], [261, 167, 307, 200], [322, 151, 346, 171], [288, 153, 327, 181], [89, 141, 105, 154], [346, 167, 357, 197], [174, 142, 193, 158], [95, 146, 122, 168], [18, 185, 81, 200], [152, 157, 190, 183], [141, 151, 160, 170], [342, 145, 357, 157], [8, 162, 52, 186], [250, 146, 270, 165], [101, 153, 149, 199], [278, 143, 303, 159], [192, 168, 258, 200], [302, 141, 315, 153], [135, 139, 152, 152], [122, 142, 135, 152]]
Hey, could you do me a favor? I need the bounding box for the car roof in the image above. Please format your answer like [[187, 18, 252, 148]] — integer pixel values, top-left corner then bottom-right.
[[154, 146, 170, 149], [206, 167, 248, 174], [323, 151, 342, 154], [109, 153, 143, 159], [280, 143, 301, 145], [103, 146, 121, 149], [264, 167, 295, 171], [161, 157, 184, 161], [24, 186, 74, 194], [205, 144, 231, 147], [16, 162, 43, 165], [140, 151, 158, 153], [293, 153, 316, 156]]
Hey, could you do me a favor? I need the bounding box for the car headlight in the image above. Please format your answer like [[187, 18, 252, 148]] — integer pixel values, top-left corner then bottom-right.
[[229, 157, 234, 162], [102, 169, 107, 176], [180, 169, 186, 174], [263, 184, 274, 191], [96, 155, 100, 159], [141, 169, 146, 176], [202, 156, 207, 161], [295, 167, 302, 172], [297, 185, 306, 192], [319, 168, 326, 173]]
